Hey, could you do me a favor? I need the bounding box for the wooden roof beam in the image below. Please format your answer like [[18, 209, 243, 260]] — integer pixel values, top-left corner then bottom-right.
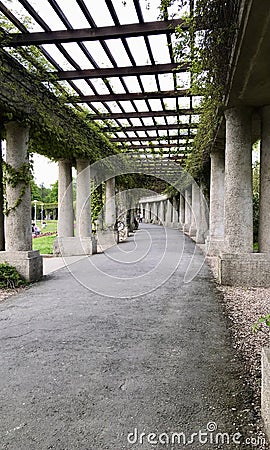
[[51, 63, 188, 81], [88, 109, 199, 119], [102, 124, 198, 131], [5, 19, 187, 46], [69, 89, 190, 103]]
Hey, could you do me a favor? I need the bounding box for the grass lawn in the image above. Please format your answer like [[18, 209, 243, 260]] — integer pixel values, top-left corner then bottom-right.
[[32, 220, 58, 254], [35, 220, 58, 233], [33, 234, 56, 254]]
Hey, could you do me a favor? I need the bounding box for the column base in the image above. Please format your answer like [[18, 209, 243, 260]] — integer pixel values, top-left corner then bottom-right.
[[96, 230, 119, 252], [171, 222, 181, 229], [183, 224, 191, 233], [0, 250, 43, 282], [206, 237, 225, 256], [218, 253, 270, 287], [196, 230, 206, 244], [189, 226, 197, 237], [53, 237, 97, 257]]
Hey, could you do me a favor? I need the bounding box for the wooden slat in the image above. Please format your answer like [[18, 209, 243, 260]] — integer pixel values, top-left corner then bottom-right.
[[6, 19, 187, 46], [52, 63, 187, 81]]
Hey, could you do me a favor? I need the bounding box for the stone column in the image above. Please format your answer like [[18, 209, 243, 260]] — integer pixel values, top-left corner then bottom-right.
[[5, 122, 32, 251], [58, 159, 74, 237], [179, 194, 185, 228], [0, 137, 5, 250], [74, 160, 97, 254], [105, 177, 116, 228], [159, 201, 164, 224], [172, 197, 179, 228], [0, 121, 42, 281], [189, 182, 200, 237], [165, 199, 172, 227], [145, 202, 150, 222], [76, 159, 91, 237], [184, 186, 192, 232], [152, 202, 157, 223], [207, 149, 225, 255], [259, 106, 270, 253], [223, 107, 253, 253], [140, 203, 144, 221], [196, 188, 209, 244]]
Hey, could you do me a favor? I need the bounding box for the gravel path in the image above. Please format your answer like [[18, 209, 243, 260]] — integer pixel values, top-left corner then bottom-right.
[[207, 256, 270, 447]]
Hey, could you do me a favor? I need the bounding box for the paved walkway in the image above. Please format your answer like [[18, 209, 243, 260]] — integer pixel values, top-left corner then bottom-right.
[[0, 225, 264, 449]]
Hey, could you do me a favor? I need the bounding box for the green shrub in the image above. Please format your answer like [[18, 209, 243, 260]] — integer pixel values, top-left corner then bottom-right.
[[0, 263, 26, 288]]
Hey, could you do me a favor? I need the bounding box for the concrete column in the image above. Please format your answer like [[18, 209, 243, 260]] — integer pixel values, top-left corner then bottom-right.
[[207, 149, 225, 254], [172, 197, 179, 228], [152, 202, 157, 223], [4, 122, 32, 251], [58, 159, 74, 237], [105, 177, 116, 228], [159, 201, 164, 224], [140, 203, 144, 220], [189, 182, 200, 237], [179, 194, 185, 227], [145, 202, 150, 222], [224, 107, 253, 253], [259, 106, 270, 252], [0, 138, 5, 250], [76, 159, 91, 237], [165, 199, 172, 227], [0, 121, 42, 281], [184, 186, 192, 232], [196, 188, 209, 244]]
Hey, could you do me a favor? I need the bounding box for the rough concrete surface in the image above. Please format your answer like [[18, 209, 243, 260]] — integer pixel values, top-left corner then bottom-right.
[[0, 225, 266, 449]]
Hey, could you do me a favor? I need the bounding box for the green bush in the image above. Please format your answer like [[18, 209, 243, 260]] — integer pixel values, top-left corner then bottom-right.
[[0, 263, 26, 288]]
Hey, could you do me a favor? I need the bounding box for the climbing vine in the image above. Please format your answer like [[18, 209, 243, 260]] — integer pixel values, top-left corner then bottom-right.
[[0, 12, 118, 164], [160, 0, 240, 180], [3, 160, 33, 215]]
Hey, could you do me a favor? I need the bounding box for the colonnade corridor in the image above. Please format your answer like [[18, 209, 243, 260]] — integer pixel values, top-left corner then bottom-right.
[[0, 224, 262, 449]]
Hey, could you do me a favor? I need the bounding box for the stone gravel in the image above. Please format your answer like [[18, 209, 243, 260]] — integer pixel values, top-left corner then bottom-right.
[[207, 256, 270, 447]]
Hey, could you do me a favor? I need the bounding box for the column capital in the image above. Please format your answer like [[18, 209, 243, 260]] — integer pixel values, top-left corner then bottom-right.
[[4, 120, 30, 132], [210, 147, 225, 158], [224, 105, 253, 121], [76, 158, 90, 166]]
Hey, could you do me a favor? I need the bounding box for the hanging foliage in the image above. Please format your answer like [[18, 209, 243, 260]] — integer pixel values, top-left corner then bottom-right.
[[160, 0, 241, 179]]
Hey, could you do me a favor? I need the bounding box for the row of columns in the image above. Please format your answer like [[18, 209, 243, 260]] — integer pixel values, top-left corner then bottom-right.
[[208, 106, 269, 256], [3, 104, 270, 287], [0, 120, 118, 281], [55, 160, 117, 255], [139, 186, 209, 245], [207, 105, 270, 286]]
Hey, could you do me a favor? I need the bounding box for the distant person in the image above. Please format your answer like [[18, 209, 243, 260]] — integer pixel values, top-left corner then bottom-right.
[[33, 224, 40, 236], [41, 221, 47, 229], [139, 212, 143, 223], [134, 215, 139, 230]]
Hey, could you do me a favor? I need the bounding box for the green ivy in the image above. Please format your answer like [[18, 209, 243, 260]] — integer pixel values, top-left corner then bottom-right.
[[0, 262, 26, 288], [160, 0, 240, 180], [3, 160, 33, 215]]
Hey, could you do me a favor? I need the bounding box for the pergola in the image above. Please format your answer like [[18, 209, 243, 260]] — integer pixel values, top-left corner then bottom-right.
[[0, 0, 200, 165]]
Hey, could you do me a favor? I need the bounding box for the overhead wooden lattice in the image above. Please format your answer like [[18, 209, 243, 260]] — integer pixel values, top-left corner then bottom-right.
[[0, 0, 200, 165]]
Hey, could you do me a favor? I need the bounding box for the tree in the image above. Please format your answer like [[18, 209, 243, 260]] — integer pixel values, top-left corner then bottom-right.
[[47, 180, 58, 203], [30, 180, 42, 201]]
